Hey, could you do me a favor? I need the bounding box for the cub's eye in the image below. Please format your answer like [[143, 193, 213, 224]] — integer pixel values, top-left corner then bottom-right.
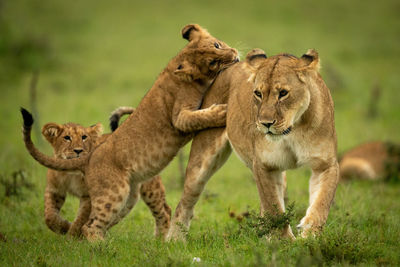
[[209, 60, 217, 66], [177, 64, 183, 70], [64, 136, 71, 141], [82, 135, 87, 140], [214, 42, 220, 49], [254, 90, 262, 98], [279, 89, 288, 99]]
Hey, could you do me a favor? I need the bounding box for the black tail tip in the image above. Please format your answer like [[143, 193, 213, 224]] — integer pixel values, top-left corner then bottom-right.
[[109, 114, 119, 132], [20, 107, 34, 127]]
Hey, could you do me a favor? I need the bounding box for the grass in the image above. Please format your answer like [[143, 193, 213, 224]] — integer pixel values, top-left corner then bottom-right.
[[1, 0, 400, 265]]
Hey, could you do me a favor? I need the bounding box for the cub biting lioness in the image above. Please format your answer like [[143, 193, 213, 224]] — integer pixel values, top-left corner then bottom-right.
[[22, 107, 171, 238], [21, 24, 238, 241]]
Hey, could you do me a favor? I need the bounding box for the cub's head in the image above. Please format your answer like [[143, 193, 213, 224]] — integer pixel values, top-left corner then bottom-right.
[[173, 24, 239, 84], [247, 49, 321, 140], [42, 122, 103, 159]]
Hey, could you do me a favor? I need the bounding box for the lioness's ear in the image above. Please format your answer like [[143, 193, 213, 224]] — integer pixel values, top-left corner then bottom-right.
[[88, 123, 103, 138], [245, 48, 267, 68], [182, 24, 207, 41], [42, 123, 62, 144], [245, 49, 267, 84], [174, 62, 194, 82], [300, 49, 320, 71]]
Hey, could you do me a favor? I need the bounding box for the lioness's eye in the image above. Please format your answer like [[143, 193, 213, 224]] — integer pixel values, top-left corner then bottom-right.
[[82, 135, 87, 140], [279, 89, 288, 98], [214, 42, 220, 49], [64, 136, 71, 141], [254, 90, 262, 98]]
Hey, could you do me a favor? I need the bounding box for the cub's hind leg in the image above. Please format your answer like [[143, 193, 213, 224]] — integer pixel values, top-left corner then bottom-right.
[[44, 178, 70, 234], [106, 181, 141, 230], [81, 166, 131, 242], [140, 175, 172, 239], [167, 128, 231, 241]]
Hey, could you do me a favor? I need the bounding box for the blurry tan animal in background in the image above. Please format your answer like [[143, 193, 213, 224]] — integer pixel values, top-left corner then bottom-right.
[[21, 24, 239, 241], [340, 141, 400, 181], [168, 49, 339, 240], [21, 107, 171, 238]]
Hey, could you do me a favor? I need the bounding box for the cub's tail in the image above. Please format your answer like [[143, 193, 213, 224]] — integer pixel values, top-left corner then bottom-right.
[[20, 108, 86, 172], [109, 106, 135, 132]]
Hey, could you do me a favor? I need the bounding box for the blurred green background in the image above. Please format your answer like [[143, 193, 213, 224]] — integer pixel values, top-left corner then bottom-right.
[[1, 0, 399, 265]]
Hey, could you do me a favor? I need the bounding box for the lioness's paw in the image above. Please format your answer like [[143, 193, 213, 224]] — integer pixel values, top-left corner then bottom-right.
[[297, 217, 321, 238]]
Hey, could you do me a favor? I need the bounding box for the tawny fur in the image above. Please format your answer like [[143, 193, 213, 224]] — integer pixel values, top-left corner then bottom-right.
[[168, 49, 339, 240], [21, 24, 238, 241], [23, 108, 171, 238], [339, 141, 399, 180]]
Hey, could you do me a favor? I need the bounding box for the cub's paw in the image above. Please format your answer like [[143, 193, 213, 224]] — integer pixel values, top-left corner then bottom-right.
[[208, 104, 227, 126], [166, 223, 188, 242]]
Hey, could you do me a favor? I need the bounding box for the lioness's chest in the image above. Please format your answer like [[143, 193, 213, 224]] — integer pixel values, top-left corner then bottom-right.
[[255, 138, 299, 170]]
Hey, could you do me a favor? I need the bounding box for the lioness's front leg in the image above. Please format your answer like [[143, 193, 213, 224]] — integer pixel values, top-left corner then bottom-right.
[[167, 128, 231, 241], [298, 162, 339, 237], [253, 161, 295, 240]]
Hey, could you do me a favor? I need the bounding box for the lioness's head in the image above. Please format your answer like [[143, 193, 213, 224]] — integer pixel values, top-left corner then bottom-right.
[[247, 49, 320, 140], [173, 24, 239, 84], [42, 122, 103, 159]]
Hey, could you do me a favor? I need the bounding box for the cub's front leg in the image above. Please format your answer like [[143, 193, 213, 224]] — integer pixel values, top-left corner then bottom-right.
[[172, 100, 227, 133], [67, 196, 91, 237]]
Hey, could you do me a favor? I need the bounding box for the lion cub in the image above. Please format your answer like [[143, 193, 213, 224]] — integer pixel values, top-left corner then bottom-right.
[[31, 107, 171, 238], [22, 24, 238, 241]]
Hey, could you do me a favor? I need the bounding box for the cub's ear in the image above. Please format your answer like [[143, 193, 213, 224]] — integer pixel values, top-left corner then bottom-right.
[[181, 24, 208, 41], [42, 123, 63, 144], [245, 48, 267, 68], [174, 62, 194, 82], [300, 49, 320, 71], [88, 123, 103, 138]]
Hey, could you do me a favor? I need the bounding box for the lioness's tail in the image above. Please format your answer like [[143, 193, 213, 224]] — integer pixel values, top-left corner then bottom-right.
[[20, 108, 86, 172], [109, 106, 135, 132]]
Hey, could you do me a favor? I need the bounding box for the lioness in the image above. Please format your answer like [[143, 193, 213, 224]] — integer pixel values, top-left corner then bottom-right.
[[22, 107, 171, 238], [340, 141, 400, 181], [21, 24, 238, 241], [168, 49, 339, 240]]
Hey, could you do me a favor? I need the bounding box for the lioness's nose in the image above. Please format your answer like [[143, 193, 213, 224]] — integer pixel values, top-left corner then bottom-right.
[[261, 120, 276, 128], [74, 149, 83, 155]]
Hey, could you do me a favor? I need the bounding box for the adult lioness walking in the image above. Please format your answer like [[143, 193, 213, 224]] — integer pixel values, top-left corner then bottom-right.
[[22, 24, 238, 241], [168, 49, 339, 240]]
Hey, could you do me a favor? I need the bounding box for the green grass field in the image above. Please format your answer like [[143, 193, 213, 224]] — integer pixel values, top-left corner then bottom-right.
[[1, 0, 400, 265]]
